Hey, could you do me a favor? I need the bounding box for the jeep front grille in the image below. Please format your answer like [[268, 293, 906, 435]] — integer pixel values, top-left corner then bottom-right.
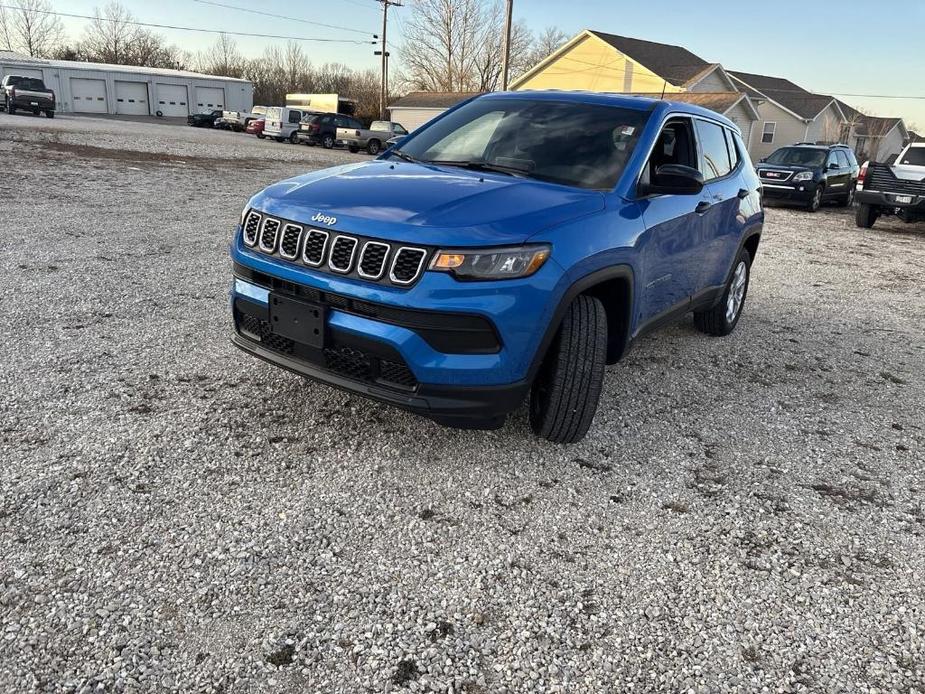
[[243, 211, 261, 247], [279, 224, 303, 260], [243, 213, 431, 287], [259, 218, 281, 253], [302, 230, 329, 266], [358, 241, 390, 279], [390, 247, 427, 285], [329, 236, 358, 273]]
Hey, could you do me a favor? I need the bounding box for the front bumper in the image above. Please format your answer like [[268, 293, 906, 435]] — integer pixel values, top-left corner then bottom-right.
[[229, 235, 563, 425], [760, 181, 818, 202]]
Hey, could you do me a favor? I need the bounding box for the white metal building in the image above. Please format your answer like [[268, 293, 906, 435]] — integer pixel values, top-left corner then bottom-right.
[[0, 51, 252, 117]]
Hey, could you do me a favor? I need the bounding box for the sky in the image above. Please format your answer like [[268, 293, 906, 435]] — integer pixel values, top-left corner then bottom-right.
[[57, 0, 925, 128]]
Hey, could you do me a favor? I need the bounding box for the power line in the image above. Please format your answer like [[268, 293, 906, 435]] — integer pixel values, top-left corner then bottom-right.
[[0, 5, 377, 44], [189, 0, 376, 37]]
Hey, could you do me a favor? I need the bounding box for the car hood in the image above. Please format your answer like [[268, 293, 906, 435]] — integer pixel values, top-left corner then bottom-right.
[[249, 160, 606, 246]]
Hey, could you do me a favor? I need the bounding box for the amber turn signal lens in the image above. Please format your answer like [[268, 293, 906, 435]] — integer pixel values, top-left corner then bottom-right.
[[432, 253, 466, 269]]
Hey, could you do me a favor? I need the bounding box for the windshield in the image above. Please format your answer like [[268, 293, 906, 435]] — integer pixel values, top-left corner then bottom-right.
[[766, 147, 827, 167], [899, 147, 925, 166], [394, 97, 650, 190]]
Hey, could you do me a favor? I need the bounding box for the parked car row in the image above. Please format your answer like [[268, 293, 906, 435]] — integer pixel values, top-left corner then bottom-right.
[[186, 102, 409, 156]]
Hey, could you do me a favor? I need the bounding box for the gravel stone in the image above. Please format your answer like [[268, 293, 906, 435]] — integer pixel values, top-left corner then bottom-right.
[[0, 112, 923, 692]]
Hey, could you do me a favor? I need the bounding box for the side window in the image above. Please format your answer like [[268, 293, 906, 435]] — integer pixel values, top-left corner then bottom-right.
[[724, 128, 740, 171], [844, 149, 858, 167], [321, 115, 333, 126], [288, 110, 302, 124], [762, 122, 776, 144], [350, 118, 363, 129], [826, 152, 839, 168], [695, 119, 733, 181], [334, 116, 347, 128], [835, 150, 850, 168], [395, 124, 408, 135], [645, 117, 697, 183]]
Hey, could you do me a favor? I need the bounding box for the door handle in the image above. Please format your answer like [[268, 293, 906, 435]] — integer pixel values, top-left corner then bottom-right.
[[695, 201, 712, 214], [737, 188, 750, 199]]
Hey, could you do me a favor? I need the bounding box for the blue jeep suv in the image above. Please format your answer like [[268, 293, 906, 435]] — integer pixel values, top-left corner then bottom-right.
[[230, 92, 764, 443]]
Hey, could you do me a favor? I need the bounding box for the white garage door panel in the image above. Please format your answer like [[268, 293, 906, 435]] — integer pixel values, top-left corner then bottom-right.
[[156, 83, 188, 117], [1, 66, 43, 80], [391, 108, 443, 132], [114, 81, 148, 115], [195, 86, 224, 113], [70, 78, 108, 113]]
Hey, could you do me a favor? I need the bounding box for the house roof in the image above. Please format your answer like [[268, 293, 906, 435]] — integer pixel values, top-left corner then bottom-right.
[[630, 91, 755, 117], [587, 31, 711, 87], [727, 71, 806, 95], [389, 91, 483, 109], [728, 70, 838, 120], [853, 115, 904, 137], [0, 50, 250, 83]]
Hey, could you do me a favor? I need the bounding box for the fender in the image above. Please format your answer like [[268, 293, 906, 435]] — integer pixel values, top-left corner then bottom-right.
[[526, 264, 635, 381], [705, 227, 763, 309]]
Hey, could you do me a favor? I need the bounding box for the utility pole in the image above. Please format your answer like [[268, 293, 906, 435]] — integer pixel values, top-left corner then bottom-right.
[[378, 0, 401, 119], [500, 0, 514, 90]]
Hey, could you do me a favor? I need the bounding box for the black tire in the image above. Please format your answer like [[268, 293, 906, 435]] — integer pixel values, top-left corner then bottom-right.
[[367, 139, 381, 155], [7, 100, 15, 115], [45, 110, 54, 119], [348, 146, 358, 154], [807, 185, 823, 212], [322, 134, 335, 149], [256, 132, 265, 139], [529, 295, 607, 444], [693, 248, 751, 337], [289, 131, 299, 144], [839, 185, 855, 207], [855, 203, 877, 229], [275, 137, 284, 143]]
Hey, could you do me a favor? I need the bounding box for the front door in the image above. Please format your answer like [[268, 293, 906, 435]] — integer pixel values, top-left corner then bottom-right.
[[826, 150, 851, 198], [637, 116, 713, 327]]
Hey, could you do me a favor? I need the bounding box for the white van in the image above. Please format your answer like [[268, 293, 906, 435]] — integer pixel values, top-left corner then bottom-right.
[[264, 107, 305, 143]]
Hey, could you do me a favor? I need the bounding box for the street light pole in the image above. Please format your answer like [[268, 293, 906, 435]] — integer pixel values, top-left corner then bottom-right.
[[378, 0, 401, 119], [500, 0, 513, 90]]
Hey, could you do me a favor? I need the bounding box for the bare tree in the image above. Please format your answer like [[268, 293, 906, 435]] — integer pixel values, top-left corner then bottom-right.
[[80, 2, 141, 64], [196, 33, 244, 77], [1, 0, 63, 57], [525, 26, 567, 68]]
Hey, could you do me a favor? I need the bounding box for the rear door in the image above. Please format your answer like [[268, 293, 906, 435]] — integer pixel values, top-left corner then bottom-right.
[[695, 119, 747, 295], [638, 116, 714, 325], [825, 150, 850, 197]]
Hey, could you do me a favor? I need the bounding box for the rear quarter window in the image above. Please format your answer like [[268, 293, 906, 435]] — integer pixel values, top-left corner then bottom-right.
[[695, 120, 733, 180]]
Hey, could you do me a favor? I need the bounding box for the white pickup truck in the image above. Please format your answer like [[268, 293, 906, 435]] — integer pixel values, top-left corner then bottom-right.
[[336, 120, 409, 155], [217, 105, 267, 132], [855, 142, 925, 228]]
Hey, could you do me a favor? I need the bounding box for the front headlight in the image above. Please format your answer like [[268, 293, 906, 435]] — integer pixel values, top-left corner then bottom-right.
[[792, 171, 813, 182], [430, 244, 551, 281]]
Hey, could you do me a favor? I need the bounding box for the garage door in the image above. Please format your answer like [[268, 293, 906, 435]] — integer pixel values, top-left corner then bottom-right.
[[389, 107, 444, 132], [70, 78, 108, 113], [155, 83, 188, 117], [114, 81, 148, 115], [1, 66, 43, 80], [194, 86, 225, 113]]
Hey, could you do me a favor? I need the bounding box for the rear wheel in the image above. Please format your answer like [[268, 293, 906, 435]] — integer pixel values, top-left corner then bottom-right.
[[529, 295, 607, 444], [839, 185, 855, 207], [348, 146, 358, 153], [45, 110, 54, 119], [7, 98, 15, 115], [367, 139, 381, 155], [289, 130, 299, 144], [256, 132, 265, 139], [322, 134, 335, 149], [855, 203, 878, 229], [693, 248, 751, 337]]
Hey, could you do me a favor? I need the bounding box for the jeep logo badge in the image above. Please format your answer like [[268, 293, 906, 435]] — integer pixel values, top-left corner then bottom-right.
[[311, 213, 336, 226]]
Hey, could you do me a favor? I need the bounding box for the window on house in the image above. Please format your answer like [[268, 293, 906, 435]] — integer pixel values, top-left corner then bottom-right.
[[695, 119, 733, 180], [761, 122, 776, 144]]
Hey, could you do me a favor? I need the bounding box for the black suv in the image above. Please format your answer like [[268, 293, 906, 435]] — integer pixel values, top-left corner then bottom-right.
[[757, 143, 859, 211], [296, 112, 364, 149], [187, 109, 223, 128]]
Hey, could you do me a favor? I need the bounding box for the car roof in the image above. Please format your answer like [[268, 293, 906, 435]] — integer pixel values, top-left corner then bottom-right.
[[481, 90, 738, 129]]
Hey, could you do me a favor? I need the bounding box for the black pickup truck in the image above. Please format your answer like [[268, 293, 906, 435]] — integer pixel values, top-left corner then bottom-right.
[[855, 143, 925, 228], [1, 75, 55, 118]]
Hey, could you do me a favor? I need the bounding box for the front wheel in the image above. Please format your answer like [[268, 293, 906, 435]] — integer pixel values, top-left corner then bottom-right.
[[855, 203, 878, 229], [7, 99, 15, 115], [322, 134, 335, 149], [693, 248, 751, 337], [807, 186, 823, 212], [256, 132, 265, 139], [529, 295, 607, 444], [45, 110, 54, 119]]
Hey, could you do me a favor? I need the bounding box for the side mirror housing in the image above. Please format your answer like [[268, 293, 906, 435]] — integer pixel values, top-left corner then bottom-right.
[[828, 162, 840, 170], [758, 157, 767, 163], [640, 164, 705, 196]]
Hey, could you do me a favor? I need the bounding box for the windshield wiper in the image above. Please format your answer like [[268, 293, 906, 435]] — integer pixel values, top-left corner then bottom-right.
[[426, 159, 532, 178], [390, 149, 418, 163]]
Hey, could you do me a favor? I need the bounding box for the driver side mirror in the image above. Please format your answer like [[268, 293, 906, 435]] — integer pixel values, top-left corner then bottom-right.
[[640, 164, 705, 196], [828, 162, 840, 170]]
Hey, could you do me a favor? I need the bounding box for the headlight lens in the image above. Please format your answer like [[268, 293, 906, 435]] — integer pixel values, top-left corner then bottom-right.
[[792, 171, 813, 182], [431, 244, 551, 280]]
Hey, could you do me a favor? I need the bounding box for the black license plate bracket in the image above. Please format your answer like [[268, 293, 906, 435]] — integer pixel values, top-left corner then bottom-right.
[[268, 293, 326, 348]]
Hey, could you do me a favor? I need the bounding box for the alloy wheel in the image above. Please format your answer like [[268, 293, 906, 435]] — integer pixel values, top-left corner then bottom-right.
[[726, 261, 748, 323]]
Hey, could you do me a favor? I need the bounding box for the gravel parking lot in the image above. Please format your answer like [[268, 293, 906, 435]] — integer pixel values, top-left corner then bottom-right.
[[1, 113, 923, 693]]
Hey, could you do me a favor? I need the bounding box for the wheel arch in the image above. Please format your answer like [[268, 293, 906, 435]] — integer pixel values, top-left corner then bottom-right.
[[527, 265, 635, 380]]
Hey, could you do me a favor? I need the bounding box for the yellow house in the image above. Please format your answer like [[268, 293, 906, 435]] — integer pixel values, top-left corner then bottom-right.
[[509, 30, 760, 152], [510, 30, 740, 96]]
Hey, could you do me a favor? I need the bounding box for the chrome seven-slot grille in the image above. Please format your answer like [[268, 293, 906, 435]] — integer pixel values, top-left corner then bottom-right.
[[242, 210, 429, 286]]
